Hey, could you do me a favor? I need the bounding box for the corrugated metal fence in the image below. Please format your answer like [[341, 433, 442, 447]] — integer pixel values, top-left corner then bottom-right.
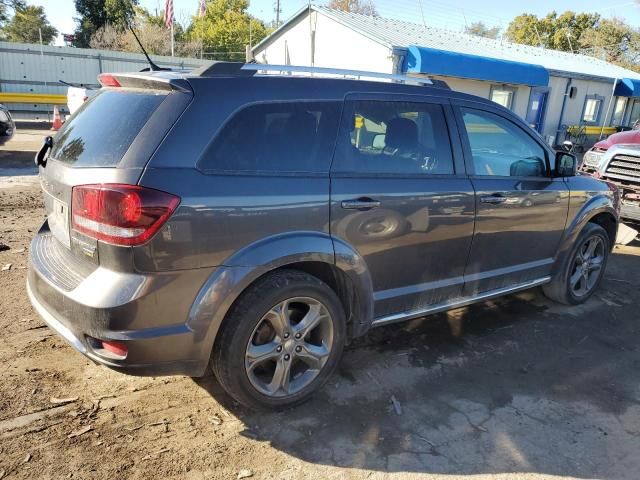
[[0, 41, 208, 120]]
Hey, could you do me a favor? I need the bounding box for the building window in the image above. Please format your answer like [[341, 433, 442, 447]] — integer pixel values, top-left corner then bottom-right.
[[611, 97, 627, 126], [582, 95, 604, 124], [630, 100, 640, 128], [490, 85, 517, 110]]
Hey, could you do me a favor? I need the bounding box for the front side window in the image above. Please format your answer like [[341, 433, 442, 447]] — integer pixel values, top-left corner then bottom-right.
[[582, 96, 603, 124], [200, 101, 340, 173], [461, 108, 547, 177], [490, 86, 516, 110], [334, 100, 454, 175]]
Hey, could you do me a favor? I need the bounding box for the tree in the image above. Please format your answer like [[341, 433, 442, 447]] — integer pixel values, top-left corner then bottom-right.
[[327, 0, 378, 16], [505, 11, 600, 51], [464, 21, 500, 39], [73, 0, 138, 47], [0, 0, 26, 38], [90, 7, 202, 58], [505, 10, 640, 72], [188, 0, 269, 61], [4, 4, 57, 44], [579, 17, 640, 68]]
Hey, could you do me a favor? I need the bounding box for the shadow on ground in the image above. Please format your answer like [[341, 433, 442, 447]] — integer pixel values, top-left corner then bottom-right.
[[195, 247, 640, 478]]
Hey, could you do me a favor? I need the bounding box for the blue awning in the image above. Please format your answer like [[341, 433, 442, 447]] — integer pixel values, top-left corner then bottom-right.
[[614, 78, 640, 97], [404, 45, 549, 87]]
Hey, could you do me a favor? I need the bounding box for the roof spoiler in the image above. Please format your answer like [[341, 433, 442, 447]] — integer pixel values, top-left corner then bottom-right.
[[97, 72, 193, 93]]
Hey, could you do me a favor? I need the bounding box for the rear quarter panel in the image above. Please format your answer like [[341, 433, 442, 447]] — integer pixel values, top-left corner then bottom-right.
[[134, 168, 332, 271]]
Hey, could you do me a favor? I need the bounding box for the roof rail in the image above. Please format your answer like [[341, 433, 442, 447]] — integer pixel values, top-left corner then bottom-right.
[[192, 61, 255, 77], [192, 62, 448, 88], [241, 63, 434, 86]]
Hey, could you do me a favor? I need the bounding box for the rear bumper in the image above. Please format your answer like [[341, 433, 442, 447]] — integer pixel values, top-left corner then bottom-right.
[[27, 230, 214, 377]]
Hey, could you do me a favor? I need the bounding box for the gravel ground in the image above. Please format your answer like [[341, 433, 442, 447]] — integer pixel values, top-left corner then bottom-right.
[[1, 133, 640, 479]]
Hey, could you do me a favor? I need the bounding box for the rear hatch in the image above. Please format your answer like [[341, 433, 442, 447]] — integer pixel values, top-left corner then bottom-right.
[[38, 73, 192, 270]]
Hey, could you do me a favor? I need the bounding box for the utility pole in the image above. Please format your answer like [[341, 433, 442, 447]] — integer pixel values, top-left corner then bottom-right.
[[275, 0, 280, 27], [566, 30, 574, 54], [418, 0, 427, 27], [533, 24, 543, 48], [171, 21, 175, 57]]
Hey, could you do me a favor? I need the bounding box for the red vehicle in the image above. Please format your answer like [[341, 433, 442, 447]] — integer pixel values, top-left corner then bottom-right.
[[593, 129, 640, 152], [580, 126, 640, 223], [581, 127, 640, 173]]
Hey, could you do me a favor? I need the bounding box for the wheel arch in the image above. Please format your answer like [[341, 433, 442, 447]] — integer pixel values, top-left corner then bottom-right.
[[185, 232, 374, 375], [552, 198, 618, 278], [587, 211, 617, 249]]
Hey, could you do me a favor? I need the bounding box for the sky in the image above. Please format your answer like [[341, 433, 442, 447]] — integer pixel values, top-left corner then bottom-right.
[[26, 0, 640, 46]]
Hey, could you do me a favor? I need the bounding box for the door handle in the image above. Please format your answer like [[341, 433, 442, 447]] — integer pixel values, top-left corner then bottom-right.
[[480, 194, 507, 205], [341, 198, 382, 210]]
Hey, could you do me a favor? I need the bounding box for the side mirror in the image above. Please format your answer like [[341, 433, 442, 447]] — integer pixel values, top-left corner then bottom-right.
[[562, 140, 573, 152], [556, 151, 577, 177]]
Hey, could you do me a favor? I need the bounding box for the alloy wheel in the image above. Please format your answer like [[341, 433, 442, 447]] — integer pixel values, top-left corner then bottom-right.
[[570, 235, 605, 298], [244, 297, 334, 397]]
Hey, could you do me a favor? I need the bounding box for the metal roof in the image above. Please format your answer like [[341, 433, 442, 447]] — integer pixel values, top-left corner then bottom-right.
[[257, 6, 640, 83]]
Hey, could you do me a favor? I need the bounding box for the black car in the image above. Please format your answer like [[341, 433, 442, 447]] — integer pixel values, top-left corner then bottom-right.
[[0, 104, 15, 145]]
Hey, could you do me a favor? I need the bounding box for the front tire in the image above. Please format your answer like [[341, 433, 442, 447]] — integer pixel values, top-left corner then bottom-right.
[[211, 269, 346, 410], [543, 223, 610, 305]]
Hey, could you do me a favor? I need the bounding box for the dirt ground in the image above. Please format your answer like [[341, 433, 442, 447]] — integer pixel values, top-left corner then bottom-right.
[[1, 130, 640, 479]]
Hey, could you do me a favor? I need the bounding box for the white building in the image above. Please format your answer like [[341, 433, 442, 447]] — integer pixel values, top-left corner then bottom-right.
[[253, 6, 640, 147]]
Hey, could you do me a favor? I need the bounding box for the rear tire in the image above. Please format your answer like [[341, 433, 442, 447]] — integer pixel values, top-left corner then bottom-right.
[[543, 223, 610, 305], [211, 269, 346, 410]]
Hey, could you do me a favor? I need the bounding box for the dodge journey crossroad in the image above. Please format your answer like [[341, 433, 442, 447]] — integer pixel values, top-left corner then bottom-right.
[[27, 63, 619, 409]]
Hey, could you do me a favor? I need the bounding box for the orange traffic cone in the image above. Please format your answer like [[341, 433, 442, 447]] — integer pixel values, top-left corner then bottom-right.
[[51, 105, 63, 131]]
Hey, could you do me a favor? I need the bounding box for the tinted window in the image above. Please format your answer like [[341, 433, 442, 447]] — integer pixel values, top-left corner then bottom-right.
[[201, 102, 340, 173], [50, 89, 166, 167], [461, 108, 547, 177], [334, 100, 454, 175]]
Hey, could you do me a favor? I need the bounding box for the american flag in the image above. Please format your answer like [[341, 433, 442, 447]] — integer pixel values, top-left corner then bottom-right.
[[198, 0, 206, 17], [164, 0, 174, 29]]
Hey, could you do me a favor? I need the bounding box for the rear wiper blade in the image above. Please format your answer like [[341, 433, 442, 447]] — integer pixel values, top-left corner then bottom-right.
[[35, 136, 53, 168], [58, 79, 98, 90]]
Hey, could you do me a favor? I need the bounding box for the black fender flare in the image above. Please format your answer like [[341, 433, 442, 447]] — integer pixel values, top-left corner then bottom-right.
[[185, 231, 374, 372], [552, 194, 618, 277]]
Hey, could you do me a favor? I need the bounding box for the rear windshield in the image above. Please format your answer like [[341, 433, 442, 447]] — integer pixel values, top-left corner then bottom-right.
[[50, 89, 166, 167]]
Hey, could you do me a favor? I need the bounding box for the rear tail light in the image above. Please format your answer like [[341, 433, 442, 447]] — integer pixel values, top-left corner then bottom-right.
[[71, 184, 180, 246]]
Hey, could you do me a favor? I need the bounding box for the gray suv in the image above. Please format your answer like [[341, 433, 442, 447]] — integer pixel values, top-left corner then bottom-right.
[[28, 63, 619, 410]]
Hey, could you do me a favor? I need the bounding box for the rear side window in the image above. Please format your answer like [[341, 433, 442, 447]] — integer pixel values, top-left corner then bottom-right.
[[50, 89, 166, 167], [333, 100, 454, 175], [200, 101, 341, 173]]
